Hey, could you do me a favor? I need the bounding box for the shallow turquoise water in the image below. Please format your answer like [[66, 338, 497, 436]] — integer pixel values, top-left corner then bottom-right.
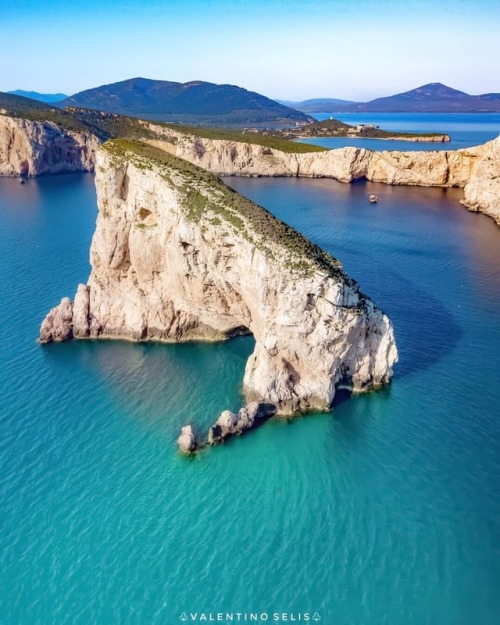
[[301, 112, 500, 151], [1, 171, 500, 625]]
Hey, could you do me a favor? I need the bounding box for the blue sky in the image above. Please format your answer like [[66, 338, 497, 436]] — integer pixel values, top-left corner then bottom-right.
[[1, 0, 498, 100]]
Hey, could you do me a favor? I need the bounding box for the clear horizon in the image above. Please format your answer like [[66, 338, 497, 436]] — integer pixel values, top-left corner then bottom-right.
[[1, 0, 498, 101]]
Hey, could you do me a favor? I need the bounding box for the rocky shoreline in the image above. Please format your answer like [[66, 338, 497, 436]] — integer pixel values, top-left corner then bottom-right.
[[146, 128, 500, 225]]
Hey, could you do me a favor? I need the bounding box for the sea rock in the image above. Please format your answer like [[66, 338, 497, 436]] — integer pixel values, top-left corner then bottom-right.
[[72, 284, 90, 338], [39, 297, 74, 343], [0, 115, 99, 177], [208, 402, 277, 444], [40, 140, 398, 414], [177, 425, 197, 454]]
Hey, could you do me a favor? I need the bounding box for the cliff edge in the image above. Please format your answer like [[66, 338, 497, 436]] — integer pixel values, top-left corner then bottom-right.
[[40, 140, 397, 414]]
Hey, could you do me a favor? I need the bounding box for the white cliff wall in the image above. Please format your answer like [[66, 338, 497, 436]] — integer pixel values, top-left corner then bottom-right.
[[0, 115, 99, 177]]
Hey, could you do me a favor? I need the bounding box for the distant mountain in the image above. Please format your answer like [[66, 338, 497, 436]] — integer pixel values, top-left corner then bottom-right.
[[60, 77, 312, 126], [8, 90, 68, 104], [277, 98, 358, 113], [480, 93, 500, 102], [339, 83, 500, 113], [0, 91, 93, 131]]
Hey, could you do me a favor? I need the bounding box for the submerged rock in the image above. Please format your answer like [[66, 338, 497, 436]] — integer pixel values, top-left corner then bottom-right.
[[208, 402, 277, 444], [177, 425, 197, 454]]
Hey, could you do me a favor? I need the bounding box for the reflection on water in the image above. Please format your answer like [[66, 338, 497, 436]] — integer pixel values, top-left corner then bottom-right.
[[42, 336, 255, 435]]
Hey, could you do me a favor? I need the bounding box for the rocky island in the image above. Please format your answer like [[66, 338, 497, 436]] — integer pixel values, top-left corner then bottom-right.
[[40, 140, 398, 438]]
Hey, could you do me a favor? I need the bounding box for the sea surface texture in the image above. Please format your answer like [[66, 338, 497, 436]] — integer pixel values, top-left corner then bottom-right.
[[1, 119, 500, 624]]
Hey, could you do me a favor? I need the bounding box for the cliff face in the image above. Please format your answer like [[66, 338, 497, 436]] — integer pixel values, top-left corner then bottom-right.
[[156, 130, 484, 185], [0, 115, 99, 176], [147, 129, 500, 224], [461, 137, 500, 224], [40, 141, 397, 414]]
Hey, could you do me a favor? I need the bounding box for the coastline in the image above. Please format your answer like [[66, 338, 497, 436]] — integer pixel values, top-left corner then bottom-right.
[[294, 133, 451, 143]]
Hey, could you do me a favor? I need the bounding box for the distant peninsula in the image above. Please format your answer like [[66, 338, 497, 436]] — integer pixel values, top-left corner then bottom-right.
[[260, 118, 451, 143]]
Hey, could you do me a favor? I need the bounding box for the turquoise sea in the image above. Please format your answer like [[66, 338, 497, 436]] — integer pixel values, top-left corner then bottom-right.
[[1, 117, 500, 624], [299, 112, 500, 151]]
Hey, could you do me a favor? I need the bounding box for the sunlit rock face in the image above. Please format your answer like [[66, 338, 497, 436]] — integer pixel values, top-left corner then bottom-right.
[[0, 115, 98, 177]]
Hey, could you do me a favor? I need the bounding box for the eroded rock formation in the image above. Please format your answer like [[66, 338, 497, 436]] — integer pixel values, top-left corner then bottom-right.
[[208, 402, 277, 445], [177, 426, 197, 454], [40, 140, 398, 414]]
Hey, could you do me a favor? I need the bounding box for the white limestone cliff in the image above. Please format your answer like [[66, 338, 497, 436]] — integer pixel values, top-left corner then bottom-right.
[[40, 140, 398, 414], [0, 115, 99, 177], [460, 137, 500, 224]]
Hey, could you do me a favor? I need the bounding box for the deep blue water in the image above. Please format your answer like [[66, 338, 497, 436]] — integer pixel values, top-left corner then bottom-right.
[[1, 166, 500, 625], [299, 112, 500, 151]]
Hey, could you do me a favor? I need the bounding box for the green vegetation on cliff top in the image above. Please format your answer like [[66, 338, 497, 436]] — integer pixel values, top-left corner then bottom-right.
[[103, 139, 345, 278], [68, 108, 327, 154], [159, 122, 328, 153]]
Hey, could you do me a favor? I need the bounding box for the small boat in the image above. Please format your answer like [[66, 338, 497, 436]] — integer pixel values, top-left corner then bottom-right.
[[369, 194, 378, 203]]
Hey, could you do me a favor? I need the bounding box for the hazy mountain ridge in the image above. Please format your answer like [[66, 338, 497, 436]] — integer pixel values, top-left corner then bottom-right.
[[277, 98, 358, 113], [8, 90, 68, 103], [59, 77, 312, 126], [280, 83, 500, 113]]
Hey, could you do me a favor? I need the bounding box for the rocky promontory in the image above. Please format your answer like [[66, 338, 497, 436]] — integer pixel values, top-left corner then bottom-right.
[[40, 140, 397, 415]]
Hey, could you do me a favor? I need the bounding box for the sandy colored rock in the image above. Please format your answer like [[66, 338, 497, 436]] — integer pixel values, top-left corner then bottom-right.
[[39, 297, 73, 343], [208, 402, 277, 444], [177, 425, 197, 453], [0, 115, 99, 177]]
